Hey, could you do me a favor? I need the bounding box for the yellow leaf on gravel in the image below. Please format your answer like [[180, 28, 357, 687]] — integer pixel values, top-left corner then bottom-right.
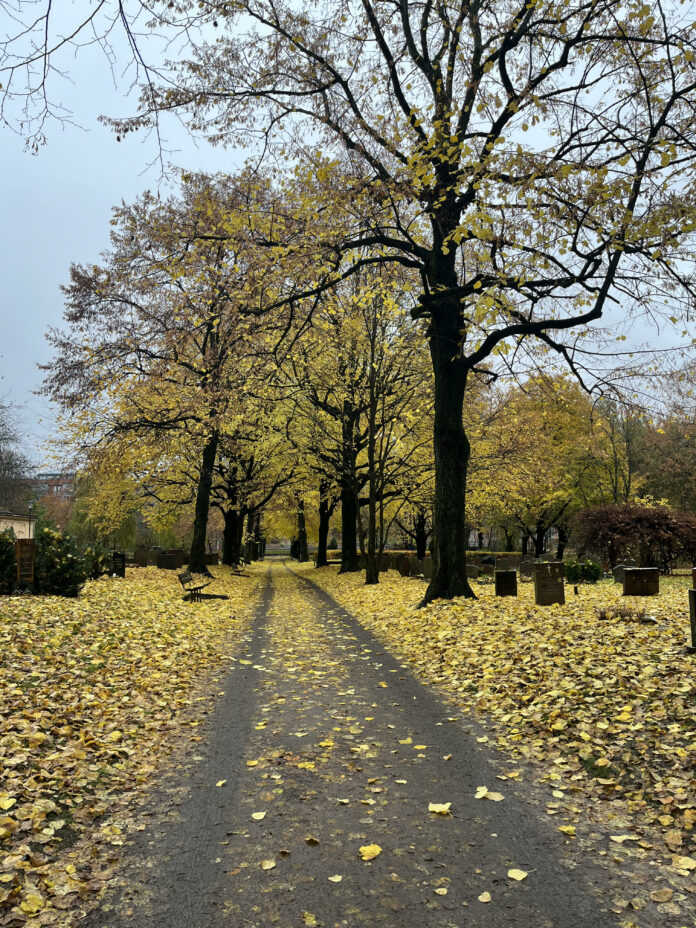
[[428, 802, 452, 814], [215, 780, 227, 787], [478, 891, 491, 903], [251, 812, 266, 821], [302, 914, 318, 927], [672, 855, 696, 870], [246, 760, 259, 767], [650, 888, 673, 902], [20, 893, 44, 915], [610, 835, 637, 844], [328, 874, 342, 882], [475, 787, 503, 801], [359, 843, 382, 860], [559, 826, 576, 836], [0, 798, 16, 811], [261, 859, 276, 870], [508, 869, 528, 881], [434, 887, 448, 895]]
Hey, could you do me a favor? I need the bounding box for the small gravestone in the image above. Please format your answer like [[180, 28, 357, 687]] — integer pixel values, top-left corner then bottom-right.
[[495, 569, 517, 597], [465, 563, 480, 579], [157, 552, 177, 570], [204, 552, 220, 566], [519, 558, 534, 579], [612, 564, 628, 583], [496, 556, 513, 571], [397, 555, 411, 577], [623, 567, 659, 596], [479, 563, 495, 577], [422, 558, 433, 580], [533, 562, 565, 605], [168, 549, 186, 568], [409, 556, 424, 576], [380, 554, 392, 572], [134, 549, 148, 568], [111, 551, 126, 578]]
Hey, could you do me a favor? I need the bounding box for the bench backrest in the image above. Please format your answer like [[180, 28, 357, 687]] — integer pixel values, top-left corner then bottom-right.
[[178, 570, 193, 585]]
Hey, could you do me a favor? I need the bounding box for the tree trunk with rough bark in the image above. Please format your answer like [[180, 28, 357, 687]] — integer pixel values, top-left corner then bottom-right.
[[339, 401, 360, 573], [188, 430, 219, 575], [222, 508, 242, 565], [422, 302, 474, 604], [297, 499, 309, 562], [415, 511, 428, 561], [316, 489, 332, 568]]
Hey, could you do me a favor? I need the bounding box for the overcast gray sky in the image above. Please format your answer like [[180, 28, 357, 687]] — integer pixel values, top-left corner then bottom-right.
[[0, 22, 238, 467]]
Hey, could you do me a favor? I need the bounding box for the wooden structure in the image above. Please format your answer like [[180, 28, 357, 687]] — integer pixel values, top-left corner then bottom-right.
[[15, 539, 35, 585]]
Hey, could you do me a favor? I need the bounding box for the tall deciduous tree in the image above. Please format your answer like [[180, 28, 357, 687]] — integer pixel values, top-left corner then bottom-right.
[[116, 0, 696, 602], [43, 172, 283, 572]]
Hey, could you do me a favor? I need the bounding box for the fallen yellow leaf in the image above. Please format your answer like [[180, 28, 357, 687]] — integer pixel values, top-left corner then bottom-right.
[[428, 802, 452, 814], [328, 874, 342, 882], [215, 779, 227, 787], [478, 891, 491, 903], [358, 843, 382, 860], [251, 812, 266, 821], [261, 859, 276, 870], [508, 869, 528, 881]]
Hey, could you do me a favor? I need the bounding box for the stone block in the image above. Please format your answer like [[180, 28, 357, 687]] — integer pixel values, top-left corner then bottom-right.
[[623, 567, 659, 596], [495, 569, 517, 597], [533, 561, 565, 605]]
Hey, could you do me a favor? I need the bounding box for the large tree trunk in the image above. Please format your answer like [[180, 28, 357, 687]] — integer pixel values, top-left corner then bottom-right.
[[555, 525, 568, 561], [534, 520, 546, 558], [415, 511, 428, 561], [365, 357, 379, 586], [222, 508, 242, 565], [297, 499, 309, 562], [339, 401, 360, 573], [316, 487, 332, 568], [422, 304, 474, 604], [188, 430, 219, 575]]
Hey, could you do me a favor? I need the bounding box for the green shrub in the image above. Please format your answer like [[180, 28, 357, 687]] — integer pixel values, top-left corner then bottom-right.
[[564, 558, 602, 584], [0, 529, 16, 594], [82, 545, 110, 580], [35, 528, 87, 597]]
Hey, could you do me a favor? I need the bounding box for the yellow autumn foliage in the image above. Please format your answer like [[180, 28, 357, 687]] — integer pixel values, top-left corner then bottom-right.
[[0, 567, 260, 920]]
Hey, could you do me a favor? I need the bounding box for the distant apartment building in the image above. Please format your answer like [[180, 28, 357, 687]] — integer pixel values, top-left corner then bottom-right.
[[31, 472, 76, 503]]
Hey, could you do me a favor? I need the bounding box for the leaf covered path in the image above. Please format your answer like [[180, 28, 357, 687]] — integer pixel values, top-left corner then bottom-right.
[[87, 562, 618, 928]]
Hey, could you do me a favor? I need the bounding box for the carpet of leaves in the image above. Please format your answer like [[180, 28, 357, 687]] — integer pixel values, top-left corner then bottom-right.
[[0, 567, 260, 927], [308, 565, 696, 917]]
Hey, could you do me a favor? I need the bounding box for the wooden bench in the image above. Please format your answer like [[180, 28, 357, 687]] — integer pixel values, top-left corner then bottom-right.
[[178, 570, 211, 602]]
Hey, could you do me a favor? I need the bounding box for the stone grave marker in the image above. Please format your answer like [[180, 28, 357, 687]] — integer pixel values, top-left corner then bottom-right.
[[623, 567, 659, 596], [409, 556, 424, 576], [397, 555, 411, 577], [495, 569, 517, 597], [134, 549, 148, 568], [692, 567, 696, 590], [422, 558, 433, 580], [689, 589, 696, 651], [465, 563, 480, 579], [533, 561, 565, 605], [111, 551, 126, 578], [519, 558, 534, 580]]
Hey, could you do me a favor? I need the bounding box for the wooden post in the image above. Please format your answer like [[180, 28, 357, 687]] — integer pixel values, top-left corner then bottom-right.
[[15, 539, 36, 586], [689, 590, 696, 653]]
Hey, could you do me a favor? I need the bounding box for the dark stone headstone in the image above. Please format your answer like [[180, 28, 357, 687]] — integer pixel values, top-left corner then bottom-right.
[[692, 567, 696, 590], [396, 555, 411, 577], [167, 549, 186, 568], [612, 564, 628, 583], [465, 564, 480, 579], [623, 567, 659, 596], [157, 552, 177, 570], [134, 549, 148, 568], [422, 558, 433, 580], [111, 552, 126, 578], [533, 562, 565, 605], [495, 569, 517, 597], [479, 563, 495, 577], [409, 556, 424, 576], [204, 552, 220, 566], [519, 558, 534, 579]]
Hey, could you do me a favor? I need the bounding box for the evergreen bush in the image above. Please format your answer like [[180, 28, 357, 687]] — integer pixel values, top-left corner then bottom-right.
[[35, 528, 87, 597], [0, 529, 16, 594]]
